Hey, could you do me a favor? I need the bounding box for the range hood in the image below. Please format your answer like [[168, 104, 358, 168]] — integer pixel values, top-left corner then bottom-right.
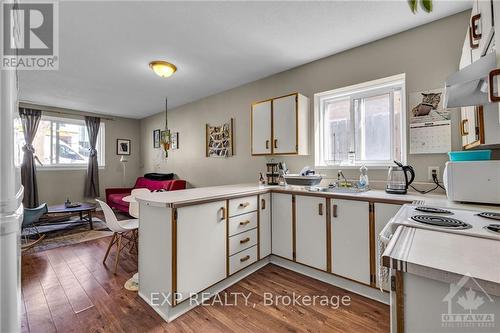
[[444, 52, 496, 108]]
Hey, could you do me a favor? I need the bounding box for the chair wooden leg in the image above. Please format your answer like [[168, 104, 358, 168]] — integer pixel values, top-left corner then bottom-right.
[[103, 233, 116, 264], [114, 234, 122, 274]]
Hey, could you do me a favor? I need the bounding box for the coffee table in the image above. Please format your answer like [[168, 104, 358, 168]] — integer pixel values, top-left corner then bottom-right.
[[47, 202, 97, 230]]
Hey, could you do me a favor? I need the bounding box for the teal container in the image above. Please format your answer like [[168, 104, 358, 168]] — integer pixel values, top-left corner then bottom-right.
[[448, 150, 492, 161]]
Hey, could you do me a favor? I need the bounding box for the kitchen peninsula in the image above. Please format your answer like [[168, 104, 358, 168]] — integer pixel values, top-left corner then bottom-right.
[[136, 183, 455, 322]]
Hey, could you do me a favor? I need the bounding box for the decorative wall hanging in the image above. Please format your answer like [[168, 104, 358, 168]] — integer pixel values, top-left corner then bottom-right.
[[171, 132, 179, 150], [206, 118, 234, 158], [161, 97, 171, 157], [116, 139, 131, 155], [409, 88, 451, 154], [153, 129, 160, 148]]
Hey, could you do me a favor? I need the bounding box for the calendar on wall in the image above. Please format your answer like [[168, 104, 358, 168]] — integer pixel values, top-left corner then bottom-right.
[[410, 120, 451, 154], [409, 88, 452, 154]]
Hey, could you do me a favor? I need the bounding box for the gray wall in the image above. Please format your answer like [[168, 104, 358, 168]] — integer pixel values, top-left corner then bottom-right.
[[140, 11, 469, 189], [31, 111, 142, 205]]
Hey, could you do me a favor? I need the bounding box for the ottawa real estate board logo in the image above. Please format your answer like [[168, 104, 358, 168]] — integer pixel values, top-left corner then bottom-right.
[[1, 1, 59, 70]]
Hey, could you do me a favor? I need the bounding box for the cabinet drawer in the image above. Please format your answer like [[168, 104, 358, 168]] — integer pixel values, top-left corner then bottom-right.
[[228, 211, 257, 236], [229, 228, 257, 256], [228, 196, 257, 217], [229, 245, 257, 275]]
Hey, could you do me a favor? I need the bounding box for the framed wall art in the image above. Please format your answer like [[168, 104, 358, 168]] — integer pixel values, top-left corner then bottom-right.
[[206, 118, 234, 158], [153, 129, 160, 148], [116, 139, 131, 155]]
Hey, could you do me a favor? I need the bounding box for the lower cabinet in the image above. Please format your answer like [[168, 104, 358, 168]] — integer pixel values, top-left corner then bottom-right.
[[176, 200, 227, 302], [374, 202, 402, 291], [331, 199, 370, 285], [295, 195, 327, 271], [259, 193, 272, 258], [271, 193, 293, 260]]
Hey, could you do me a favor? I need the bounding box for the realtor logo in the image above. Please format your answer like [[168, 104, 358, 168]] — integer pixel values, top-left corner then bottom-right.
[[442, 274, 495, 329], [1, 0, 58, 69]]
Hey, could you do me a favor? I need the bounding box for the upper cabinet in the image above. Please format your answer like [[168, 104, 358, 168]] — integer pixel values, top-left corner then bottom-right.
[[251, 93, 309, 156]]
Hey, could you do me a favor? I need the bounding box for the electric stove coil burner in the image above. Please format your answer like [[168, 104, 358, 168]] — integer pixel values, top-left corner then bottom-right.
[[478, 212, 500, 221], [484, 224, 500, 234], [415, 206, 452, 214], [410, 215, 472, 229]]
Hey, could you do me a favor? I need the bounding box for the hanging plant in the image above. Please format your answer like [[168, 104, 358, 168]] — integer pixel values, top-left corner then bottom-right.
[[408, 0, 433, 14]]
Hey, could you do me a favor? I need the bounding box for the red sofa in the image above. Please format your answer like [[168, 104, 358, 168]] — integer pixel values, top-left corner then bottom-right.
[[106, 177, 186, 213]]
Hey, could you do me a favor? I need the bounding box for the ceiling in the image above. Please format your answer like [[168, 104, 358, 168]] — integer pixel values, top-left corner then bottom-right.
[[19, 0, 472, 119]]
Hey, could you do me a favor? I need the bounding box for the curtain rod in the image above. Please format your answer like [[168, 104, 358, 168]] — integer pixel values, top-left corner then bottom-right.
[[18, 101, 115, 121]]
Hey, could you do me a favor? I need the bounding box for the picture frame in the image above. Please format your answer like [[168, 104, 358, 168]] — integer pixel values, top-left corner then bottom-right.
[[171, 132, 179, 150], [116, 139, 131, 155], [153, 129, 160, 148], [206, 118, 234, 158]]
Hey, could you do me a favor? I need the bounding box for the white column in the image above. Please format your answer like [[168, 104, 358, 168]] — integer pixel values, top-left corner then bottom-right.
[[0, 67, 23, 332]]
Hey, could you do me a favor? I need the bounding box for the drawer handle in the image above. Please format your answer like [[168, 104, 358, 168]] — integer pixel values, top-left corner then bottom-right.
[[318, 203, 323, 216], [488, 68, 500, 102], [240, 255, 250, 262], [460, 119, 469, 136], [265, 140, 269, 149], [220, 207, 226, 221], [239, 202, 250, 208], [471, 13, 482, 40], [240, 237, 250, 244], [332, 204, 338, 218], [239, 220, 250, 226], [261, 198, 266, 210]]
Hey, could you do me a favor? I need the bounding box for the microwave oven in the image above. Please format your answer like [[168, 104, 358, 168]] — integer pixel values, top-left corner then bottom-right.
[[443, 160, 500, 204]]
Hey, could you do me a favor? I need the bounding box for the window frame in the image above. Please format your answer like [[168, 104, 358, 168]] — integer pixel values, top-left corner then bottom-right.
[[14, 115, 106, 170], [314, 73, 407, 169]]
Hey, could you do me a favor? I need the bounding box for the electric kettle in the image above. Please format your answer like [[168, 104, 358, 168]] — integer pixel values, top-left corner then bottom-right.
[[385, 161, 415, 194]]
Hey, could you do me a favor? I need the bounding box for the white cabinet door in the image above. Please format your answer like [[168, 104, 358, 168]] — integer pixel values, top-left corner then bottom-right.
[[331, 199, 370, 285], [493, 0, 500, 123], [272, 95, 297, 154], [459, 34, 472, 70], [271, 193, 293, 260], [251, 100, 272, 155], [374, 203, 402, 291], [259, 193, 271, 258], [477, 0, 494, 56], [296, 195, 327, 271], [176, 200, 226, 302]]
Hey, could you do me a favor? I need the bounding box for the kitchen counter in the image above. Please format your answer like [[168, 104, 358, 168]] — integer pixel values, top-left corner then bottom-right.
[[135, 183, 458, 208]]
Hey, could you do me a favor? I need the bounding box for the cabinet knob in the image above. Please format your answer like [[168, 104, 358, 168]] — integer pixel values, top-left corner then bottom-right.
[[240, 237, 250, 244], [318, 203, 323, 216], [469, 26, 479, 49], [265, 140, 270, 149], [273, 139, 278, 149], [239, 202, 250, 208], [261, 198, 266, 210], [332, 204, 338, 218], [239, 220, 250, 226], [240, 255, 250, 262]]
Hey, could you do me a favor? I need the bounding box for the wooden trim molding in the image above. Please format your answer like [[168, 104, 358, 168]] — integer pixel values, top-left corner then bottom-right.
[[257, 195, 261, 260], [369, 203, 376, 287], [226, 200, 230, 277], [171, 208, 178, 306], [326, 198, 332, 273], [396, 270, 405, 333], [292, 194, 297, 261]]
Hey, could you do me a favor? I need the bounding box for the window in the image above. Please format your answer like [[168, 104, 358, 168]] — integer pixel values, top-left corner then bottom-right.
[[14, 116, 105, 169], [314, 74, 406, 168]]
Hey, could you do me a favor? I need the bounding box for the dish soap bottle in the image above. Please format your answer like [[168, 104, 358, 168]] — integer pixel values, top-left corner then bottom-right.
[[359, 165, 369, 189]]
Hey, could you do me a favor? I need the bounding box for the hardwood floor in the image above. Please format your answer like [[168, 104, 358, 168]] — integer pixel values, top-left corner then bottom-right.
[[21, 236, 389, 333]]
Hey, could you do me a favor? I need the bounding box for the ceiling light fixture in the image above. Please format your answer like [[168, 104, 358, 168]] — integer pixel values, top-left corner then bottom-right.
[[149, 60, 177, 78]]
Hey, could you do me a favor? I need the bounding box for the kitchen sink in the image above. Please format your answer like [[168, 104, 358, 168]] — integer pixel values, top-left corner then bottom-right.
[[308, 186, 370, 194]]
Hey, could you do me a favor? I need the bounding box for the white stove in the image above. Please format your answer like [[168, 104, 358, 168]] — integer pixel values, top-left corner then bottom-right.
[[390, 204, 500, 241]]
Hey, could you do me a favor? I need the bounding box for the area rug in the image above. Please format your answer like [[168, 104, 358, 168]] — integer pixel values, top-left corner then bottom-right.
[[23, 216, 114, 253]]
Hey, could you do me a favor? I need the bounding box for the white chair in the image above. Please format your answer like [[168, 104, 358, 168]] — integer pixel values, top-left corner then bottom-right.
[[96, 199, 139, 274], [128, 188, 150, 218]]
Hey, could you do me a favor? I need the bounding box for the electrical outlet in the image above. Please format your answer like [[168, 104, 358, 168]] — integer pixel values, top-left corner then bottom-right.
[[428, 166, 440, 181]]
